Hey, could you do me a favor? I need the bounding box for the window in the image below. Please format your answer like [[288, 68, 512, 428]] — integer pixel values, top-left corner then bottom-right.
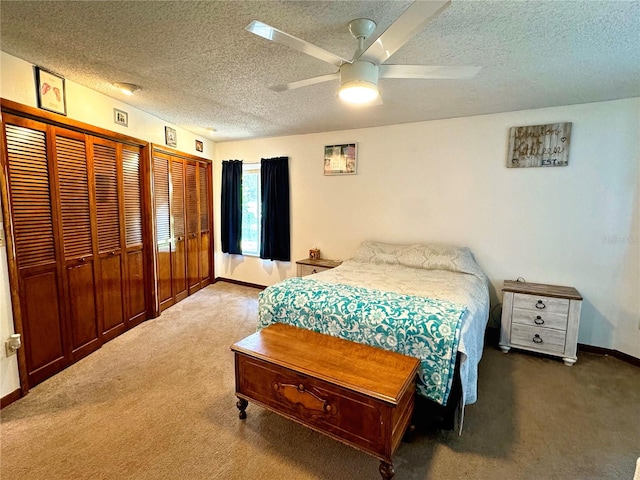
[[241, 163, 261, 255]]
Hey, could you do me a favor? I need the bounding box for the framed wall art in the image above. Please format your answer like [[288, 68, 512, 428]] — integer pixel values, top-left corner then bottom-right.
[[324, 143, 357, 175], [35, 67, 66, 116], [165, 126, 177, 147], [195, 140, 203, 152], [113, 108, 128, 127], [507, 122, 572, 168]]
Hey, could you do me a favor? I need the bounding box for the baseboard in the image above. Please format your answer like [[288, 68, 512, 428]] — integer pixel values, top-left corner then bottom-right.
[[485, 326, 639, 367], [214, 277, 267, 291], [578, 343, 640, 368], [1, 388, 22, 409]]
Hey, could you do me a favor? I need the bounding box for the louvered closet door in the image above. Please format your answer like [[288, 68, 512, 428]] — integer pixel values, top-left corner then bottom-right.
[[122, 145, 146, 325], [4, 118, 67, 386], [186, 161, 200, 294], [198, 162, 211, 286], [55, 130, 101, 361], [153, 152, 173, 310], [92, 138, 126, 341], [170, 158, 188, 303]]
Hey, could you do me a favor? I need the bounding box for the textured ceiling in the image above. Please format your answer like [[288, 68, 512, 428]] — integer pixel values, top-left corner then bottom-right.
[[1, 1, 639, 142]]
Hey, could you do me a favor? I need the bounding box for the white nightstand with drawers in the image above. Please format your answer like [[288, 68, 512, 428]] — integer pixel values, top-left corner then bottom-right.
[[295, 258, 342, 277], [500, 280, 583, 366]]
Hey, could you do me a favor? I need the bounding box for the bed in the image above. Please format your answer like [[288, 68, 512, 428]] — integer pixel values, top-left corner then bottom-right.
[[258, 241, 490, 430]]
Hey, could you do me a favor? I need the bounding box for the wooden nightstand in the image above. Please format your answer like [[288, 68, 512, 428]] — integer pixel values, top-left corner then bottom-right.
[[296, 258, 342, 277], [499, 281, 583, 366]]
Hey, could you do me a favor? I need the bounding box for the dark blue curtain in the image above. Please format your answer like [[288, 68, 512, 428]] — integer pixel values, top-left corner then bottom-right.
[[221, 160, 243, 255], [260, 156, 290, 261]]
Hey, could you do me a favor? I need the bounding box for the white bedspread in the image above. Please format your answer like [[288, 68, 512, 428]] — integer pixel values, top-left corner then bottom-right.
[[313, 259, 490, 407]]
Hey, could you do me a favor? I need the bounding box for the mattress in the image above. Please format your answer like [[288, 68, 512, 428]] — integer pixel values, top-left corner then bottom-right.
[[259, 241, 490, 408]]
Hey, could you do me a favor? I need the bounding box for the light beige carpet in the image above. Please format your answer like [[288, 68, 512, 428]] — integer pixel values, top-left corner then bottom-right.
[[1, 282, 639, 480]]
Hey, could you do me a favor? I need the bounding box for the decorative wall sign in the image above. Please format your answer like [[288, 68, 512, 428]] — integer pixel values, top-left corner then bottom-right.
[[195, 140, 203, 152], [35, 67, 66, 115], [113, 108, 128, 127], [165, 126, 177, 147], [324, 143, 357, 175], [507, 123, 571, 168]]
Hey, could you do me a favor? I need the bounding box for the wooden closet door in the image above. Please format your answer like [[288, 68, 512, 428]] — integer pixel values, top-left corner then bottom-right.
[[154, 152, 173, 310], [122, 145, 146, 326], [4, 119, 68, 386], [186, 161, 200, 295], [170, 158, 187, 303], [198, 162, 211, 286], [54, 130, 100, 361], [92, 138, 126, 341]]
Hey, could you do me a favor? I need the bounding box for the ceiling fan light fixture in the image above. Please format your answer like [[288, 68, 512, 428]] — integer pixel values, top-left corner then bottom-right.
[[113, 82, 141, 96], [339, 61, 379, 105], [339, 82, 379, 104]]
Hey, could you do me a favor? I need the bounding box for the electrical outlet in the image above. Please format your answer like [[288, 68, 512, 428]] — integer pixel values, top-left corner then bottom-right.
[[5, 334, 21, 357]]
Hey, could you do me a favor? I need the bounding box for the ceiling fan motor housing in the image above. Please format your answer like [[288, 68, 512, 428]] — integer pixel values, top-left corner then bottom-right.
[[340, 61, 379, 88]]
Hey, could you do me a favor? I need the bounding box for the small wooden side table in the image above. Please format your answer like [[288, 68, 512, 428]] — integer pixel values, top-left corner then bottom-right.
[[296, 258, 342, 277]]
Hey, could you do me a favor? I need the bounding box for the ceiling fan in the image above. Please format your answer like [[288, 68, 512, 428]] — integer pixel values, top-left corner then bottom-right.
[[246, 0, 480, 105]]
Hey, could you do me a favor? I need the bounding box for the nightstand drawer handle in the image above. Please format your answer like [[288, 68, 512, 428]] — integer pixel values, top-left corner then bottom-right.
[[532, 334, 543, 344], [311, 269, 317, 274], [535, 300, 546, 309], [534, 316, 544, 325]]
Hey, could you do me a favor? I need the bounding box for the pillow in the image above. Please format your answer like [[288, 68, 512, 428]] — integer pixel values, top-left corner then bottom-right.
[[351, 240, 481, 275]]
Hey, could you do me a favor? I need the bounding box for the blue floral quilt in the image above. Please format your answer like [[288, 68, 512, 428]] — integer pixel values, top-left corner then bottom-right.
[[258, 277, 467, 405]]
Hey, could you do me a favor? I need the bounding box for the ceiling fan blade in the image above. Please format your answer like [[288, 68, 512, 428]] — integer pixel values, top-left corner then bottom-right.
[[246, 20, 350, 68], [358, 0, 451, 64], [270, 73, 340, 92], [380, 65, 481, 79]]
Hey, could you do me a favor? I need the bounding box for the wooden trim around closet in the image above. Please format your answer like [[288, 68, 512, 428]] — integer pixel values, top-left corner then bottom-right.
[[0, 112, 30, 396], [152, 143, 212, 163], [141, 144, 158, 319], [1, 99, 147, 147]]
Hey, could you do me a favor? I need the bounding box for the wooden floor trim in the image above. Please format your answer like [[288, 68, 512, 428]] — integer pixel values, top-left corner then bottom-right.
[[486, 327, 639, 367], [214, 277, 266, 291], [1, 388, 22, 409], [578, 343, 640, 368]]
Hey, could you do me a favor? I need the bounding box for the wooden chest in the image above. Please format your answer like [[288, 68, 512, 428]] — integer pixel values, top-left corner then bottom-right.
[[231, 323, 420, 479]]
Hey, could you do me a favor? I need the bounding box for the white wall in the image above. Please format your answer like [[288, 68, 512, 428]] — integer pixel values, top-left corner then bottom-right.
[[0, 53, 215, 156], [214, 98, 640, 359], [0, 52, 215, 397]]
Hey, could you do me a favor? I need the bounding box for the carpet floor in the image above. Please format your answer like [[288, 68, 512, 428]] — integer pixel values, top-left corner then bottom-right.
[[1, 282, 638, 480]]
